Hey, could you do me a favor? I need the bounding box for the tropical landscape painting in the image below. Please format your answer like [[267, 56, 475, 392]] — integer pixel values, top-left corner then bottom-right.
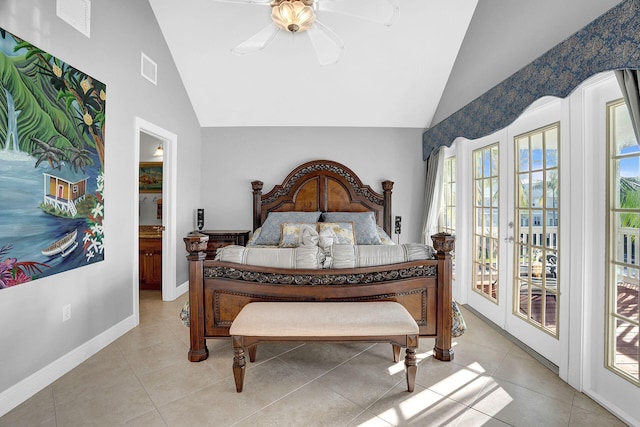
[[0, 27, 105, 290]]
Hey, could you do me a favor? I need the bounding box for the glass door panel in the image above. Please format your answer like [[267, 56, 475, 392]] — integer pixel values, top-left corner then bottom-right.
[[473, 144, 499, 302], [607, 99, 640, 384], [513, 123, 560, 337]]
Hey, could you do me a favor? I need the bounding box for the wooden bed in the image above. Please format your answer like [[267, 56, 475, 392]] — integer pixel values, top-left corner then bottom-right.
[[183, 160, 455, 362]]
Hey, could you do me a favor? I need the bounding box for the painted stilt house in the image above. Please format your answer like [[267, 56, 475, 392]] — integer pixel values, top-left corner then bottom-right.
[[42, 164, 88, 217]]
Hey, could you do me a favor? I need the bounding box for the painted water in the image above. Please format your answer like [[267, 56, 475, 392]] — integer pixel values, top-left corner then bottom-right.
[[0, 149, 98, 280]]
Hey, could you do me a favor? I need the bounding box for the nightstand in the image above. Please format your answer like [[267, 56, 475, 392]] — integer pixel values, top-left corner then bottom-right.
[[199, 229, 251, 260]]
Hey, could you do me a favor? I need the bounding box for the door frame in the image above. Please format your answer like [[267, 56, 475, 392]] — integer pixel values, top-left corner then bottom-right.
[[134, 117, 178, 318]]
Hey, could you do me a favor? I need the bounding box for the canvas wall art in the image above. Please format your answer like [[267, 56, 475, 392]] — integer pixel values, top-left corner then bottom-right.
[[139, 162, 162, 193], [0, 27, 105, 289]]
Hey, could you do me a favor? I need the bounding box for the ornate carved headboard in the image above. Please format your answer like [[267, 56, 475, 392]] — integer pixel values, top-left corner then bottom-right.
[[251, 160, 394, 235]]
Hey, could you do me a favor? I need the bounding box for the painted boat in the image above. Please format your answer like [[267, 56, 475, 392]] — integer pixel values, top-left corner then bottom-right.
[[61, 241, 79, 258], [41, 229, 78, 257]]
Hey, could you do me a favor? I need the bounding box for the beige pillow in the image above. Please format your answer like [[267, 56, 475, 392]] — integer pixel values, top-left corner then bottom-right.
[[279, 223, 319, 247], [317, 222, 356, 245]]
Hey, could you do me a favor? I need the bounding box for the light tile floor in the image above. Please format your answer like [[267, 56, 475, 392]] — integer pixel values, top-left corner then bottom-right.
[[1, 291, 627, 426]]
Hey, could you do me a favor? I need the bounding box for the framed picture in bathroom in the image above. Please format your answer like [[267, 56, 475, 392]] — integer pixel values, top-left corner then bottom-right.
[[139, 162, 163, 193]]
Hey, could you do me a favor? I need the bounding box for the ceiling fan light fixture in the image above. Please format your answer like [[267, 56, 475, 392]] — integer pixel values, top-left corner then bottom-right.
[[271, 0, 315, 33]]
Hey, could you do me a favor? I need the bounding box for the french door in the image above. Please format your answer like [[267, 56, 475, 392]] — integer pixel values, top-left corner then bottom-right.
[[582, 72, 640, 420], [464, 98, 565, 366]]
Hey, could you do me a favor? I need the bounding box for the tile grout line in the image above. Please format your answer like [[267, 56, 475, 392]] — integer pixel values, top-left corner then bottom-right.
[[231, 342, 388, 426]]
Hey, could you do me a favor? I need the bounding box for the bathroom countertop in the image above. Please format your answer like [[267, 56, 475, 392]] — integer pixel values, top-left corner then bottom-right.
[[139, 225, 163, 238]]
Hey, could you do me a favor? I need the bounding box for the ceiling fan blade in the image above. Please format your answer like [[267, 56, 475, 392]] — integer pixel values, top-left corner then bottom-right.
[[212, 0, 272, 5], [317, 0, 399, 26], [307, 20, 344, 66], [231, 24, 280, 55]]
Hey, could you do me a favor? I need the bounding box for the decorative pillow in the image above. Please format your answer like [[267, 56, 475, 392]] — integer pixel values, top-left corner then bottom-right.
[[253, 211, 321, 246], [299, 224, 319, 246], [317, 222, 356, 245], [318, 227, 339, 250], [320, 212, 382, 245], [279, 223, 319, 247], [376, 225, 395, 245], [318, 227, 339, 268], [246, 227, 262, 246]]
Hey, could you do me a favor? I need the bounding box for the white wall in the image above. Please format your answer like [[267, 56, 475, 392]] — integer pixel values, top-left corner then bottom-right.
[[200, 127, 426, 243], [0, 0, 201, 415], [431, 0, 623, 126]]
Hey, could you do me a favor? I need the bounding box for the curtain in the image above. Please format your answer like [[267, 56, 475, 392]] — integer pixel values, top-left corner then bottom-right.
[[421, 147, 444, 247], [615, 69, 640, 145]]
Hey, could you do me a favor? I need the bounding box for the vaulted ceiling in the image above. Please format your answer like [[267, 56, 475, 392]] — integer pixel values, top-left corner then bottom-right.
[[148, 0, 623, 129]]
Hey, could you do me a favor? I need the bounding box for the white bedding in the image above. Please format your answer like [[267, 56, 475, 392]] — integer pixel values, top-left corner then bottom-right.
[[214, 243, 435, 269], [215, 245, 325, 269]]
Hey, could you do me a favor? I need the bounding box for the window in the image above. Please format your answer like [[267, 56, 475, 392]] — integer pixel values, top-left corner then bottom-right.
[[72, 185, 78, 194], [472, 144, 499, 302], [440, 156, 456, 277], [441, 156, 456, 235], [606, 99, 639, 385], [514, 123, 560, 337]]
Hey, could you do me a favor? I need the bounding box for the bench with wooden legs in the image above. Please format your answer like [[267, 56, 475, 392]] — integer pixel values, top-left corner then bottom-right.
[[229, 301, 420, 393]]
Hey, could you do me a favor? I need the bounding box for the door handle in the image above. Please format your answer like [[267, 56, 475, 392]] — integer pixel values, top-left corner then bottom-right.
[[504, 236, 514, 243]]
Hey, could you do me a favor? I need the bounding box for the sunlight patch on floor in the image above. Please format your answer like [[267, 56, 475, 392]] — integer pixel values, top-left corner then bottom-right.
[[369, 360, 512, 425]]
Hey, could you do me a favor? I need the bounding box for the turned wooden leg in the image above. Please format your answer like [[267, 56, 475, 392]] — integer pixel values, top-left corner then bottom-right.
[[405, 348, 417, 392], [232, 337, 246, 393], [248, 344, 258, 363], [392, 344, 401, 363]]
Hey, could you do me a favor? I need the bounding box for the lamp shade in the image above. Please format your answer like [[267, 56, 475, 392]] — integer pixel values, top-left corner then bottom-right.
[[153, 144, 163, 157], [271, 0, 315, 33]]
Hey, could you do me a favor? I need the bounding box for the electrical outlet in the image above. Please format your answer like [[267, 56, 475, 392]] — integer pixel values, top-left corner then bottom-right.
[[394, 216, 402, 235], [62, 304, 71, 322]]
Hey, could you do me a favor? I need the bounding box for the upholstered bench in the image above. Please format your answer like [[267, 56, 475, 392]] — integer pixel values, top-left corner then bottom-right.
[[229, 301, 419, 393]]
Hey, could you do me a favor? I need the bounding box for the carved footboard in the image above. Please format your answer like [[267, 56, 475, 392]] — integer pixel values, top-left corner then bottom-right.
[[184, 232, 455, 363]]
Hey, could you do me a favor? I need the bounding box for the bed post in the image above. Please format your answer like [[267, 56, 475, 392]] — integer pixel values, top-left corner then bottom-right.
[[382, 180, 394, 235], [252, 180, 263, 231], [431, 232, 455, 361], [183, 232, 209, 362]]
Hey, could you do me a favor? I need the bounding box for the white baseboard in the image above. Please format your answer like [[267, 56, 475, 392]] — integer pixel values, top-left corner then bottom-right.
[[583, 387, 639, 426], [175, 280, 188, 298], [0, 315, 137, 417]]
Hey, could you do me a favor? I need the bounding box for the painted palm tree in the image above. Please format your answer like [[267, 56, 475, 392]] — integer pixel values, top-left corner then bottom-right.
[[30, 136, 66, 170], [66, 145, 93, 174]]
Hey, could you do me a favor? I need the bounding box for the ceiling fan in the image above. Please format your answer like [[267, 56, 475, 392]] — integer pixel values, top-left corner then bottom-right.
[[215, 0, 400, 66]]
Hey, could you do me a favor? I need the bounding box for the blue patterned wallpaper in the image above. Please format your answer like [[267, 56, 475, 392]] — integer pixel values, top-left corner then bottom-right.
[[422, 0, 640, 160]]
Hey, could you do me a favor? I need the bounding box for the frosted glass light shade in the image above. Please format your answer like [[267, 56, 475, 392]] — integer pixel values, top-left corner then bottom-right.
[[271, 0, 315, 33]]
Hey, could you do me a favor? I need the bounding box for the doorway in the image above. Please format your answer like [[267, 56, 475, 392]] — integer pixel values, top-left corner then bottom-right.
[[134, 118, 178, 319], [139, 133, 164, 292]]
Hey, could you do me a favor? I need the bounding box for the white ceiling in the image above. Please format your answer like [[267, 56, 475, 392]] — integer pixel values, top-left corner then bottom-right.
[[148, 0, 478, 128]]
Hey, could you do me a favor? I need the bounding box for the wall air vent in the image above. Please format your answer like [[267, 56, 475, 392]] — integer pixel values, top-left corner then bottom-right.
[[141, 53, 158, 85], [56, 0, 91, 38]]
